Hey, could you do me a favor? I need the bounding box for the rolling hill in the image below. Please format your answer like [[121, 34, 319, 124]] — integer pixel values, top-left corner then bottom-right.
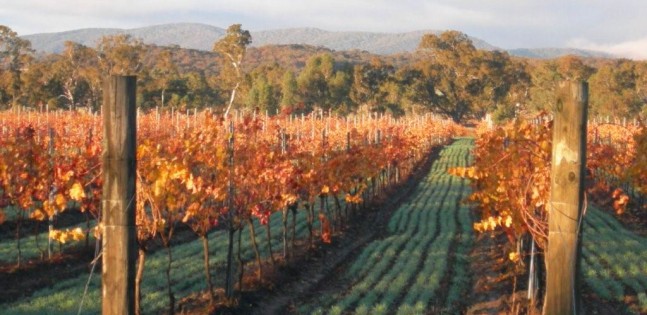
[[22, 22, 611, 59]]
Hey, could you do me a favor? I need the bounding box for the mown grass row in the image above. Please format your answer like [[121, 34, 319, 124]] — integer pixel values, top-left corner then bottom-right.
[[582, 206, 647, 313], [303, 138, 475, 314], [0, 217, 96, 264], [2, 208, 315, 314]]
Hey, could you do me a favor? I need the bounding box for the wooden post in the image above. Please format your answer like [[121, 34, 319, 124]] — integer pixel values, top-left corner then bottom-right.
[[102, 76, 137, 315], [543, 81, 587, 315]]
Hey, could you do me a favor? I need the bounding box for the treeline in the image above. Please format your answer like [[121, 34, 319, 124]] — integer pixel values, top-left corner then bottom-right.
[[1, 24, 646, 122]]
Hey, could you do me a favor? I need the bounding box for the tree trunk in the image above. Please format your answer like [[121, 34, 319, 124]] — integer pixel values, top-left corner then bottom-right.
[[291, 206, 297, 252], [395, 166, 400, 184], [324, 196, 333, 233], [200, 235, 214, 304], [165, 244, 175, 315], [333, 195, 343, 228], [161, 89, 166, 108], [33, 221, 44, 260], [265, 218, 275, 265], [306, 203, 314, 248], [528, 237, 537, 304], [48, 210, 53, 259], [282, 208, 289, 260], [85, 212, 91, 249], [247, 218, 262, 280], [237, 228, 244, 291], [135, 248, 146, 315], [224, 82, 240, 119], [225, 228, 236, 298], [319, 197, 325, 236], [16, 212, 22, 268]]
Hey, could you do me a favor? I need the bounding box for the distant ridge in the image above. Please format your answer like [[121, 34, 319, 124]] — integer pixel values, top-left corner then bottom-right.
[[508, 47, 614, 59], [22, 22, 612, 59], [23, 23, 226, 53], [252, 28, 498, 54]]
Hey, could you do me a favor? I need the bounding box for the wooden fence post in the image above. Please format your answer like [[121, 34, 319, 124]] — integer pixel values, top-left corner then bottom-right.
[[102, 75, 137, 315], [543, 81, 587, 315]]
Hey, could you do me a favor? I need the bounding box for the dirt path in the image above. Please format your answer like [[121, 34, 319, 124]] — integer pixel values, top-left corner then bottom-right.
[[251, 139, 475, 314], [249, 146, 440, 315]]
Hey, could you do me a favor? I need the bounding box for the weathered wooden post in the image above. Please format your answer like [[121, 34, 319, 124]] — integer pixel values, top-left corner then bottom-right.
[[543, 81, 587, 315], [102, 76, 137, 315]]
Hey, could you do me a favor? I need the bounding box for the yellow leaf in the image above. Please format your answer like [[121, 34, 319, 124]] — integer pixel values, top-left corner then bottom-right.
[[170, 168, 187, 180], [93, 223, 104, 239], [70, 227, 85, 241], [43, 200, 55, 217], [182, 212, 192, 223], [153, 178, 165, 197], [186, 175, 197, 193], [30, 209, 47, 221], [467, 167, 476, 179], [49, 229, 60, 241], [69, 182, 86, 201], [62, 170, 74, 181], [487, 216, 498, 230], [55, 193, 67, 210]]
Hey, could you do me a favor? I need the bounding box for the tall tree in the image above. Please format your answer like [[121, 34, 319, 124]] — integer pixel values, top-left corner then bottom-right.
[[297, 54, 333, 112], [350, 57, 394, 113], [20, 56, 59, 109], [213, 24, 252, 118], [328, 70, 353, 113], [529, 55, 594, 113], [637, 62, 647, 116], [415, 31, 482, 122], [51, 41, 98, 110], [246, 73, 278, 114], [150, 49, 179, 108], [0, 25, 34, 108], [589, 59, 642, 117], [394, 67, 425, 115], [280, 71, 299, 113], [96, 34, 145, 76], [477, 50, 531, 121]]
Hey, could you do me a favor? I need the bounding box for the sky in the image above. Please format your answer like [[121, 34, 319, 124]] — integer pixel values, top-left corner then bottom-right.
[[1, 0, 646, 59]]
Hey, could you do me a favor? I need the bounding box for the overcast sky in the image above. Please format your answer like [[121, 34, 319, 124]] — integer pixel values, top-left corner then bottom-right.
[[1, 0, 646, 59]]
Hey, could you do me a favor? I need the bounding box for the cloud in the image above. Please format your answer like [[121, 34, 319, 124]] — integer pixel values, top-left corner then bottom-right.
[[1, 0, 647, 53], [0, 0, 502, 36], [569, 37, 647, 60]]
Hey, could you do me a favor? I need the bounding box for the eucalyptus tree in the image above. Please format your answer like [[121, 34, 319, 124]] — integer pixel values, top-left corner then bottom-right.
[[96, 34, 146, 76], [0, 25, 34, 108], [415, 31, 482, 122], [213, 24, 252, 118], [150, 49, 179, 108], [51, 41, 98, 110]]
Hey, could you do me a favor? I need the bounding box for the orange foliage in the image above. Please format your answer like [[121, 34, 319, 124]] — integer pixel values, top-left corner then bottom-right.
[[452, 113, 642, 249], [0, 110, 463, 249]]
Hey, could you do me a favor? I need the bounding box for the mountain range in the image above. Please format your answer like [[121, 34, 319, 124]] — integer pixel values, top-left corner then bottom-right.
[[22, 22, 612, 59]]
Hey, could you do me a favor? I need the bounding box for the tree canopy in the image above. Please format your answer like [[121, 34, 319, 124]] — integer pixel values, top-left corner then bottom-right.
[[0, 24, 645, 121]]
